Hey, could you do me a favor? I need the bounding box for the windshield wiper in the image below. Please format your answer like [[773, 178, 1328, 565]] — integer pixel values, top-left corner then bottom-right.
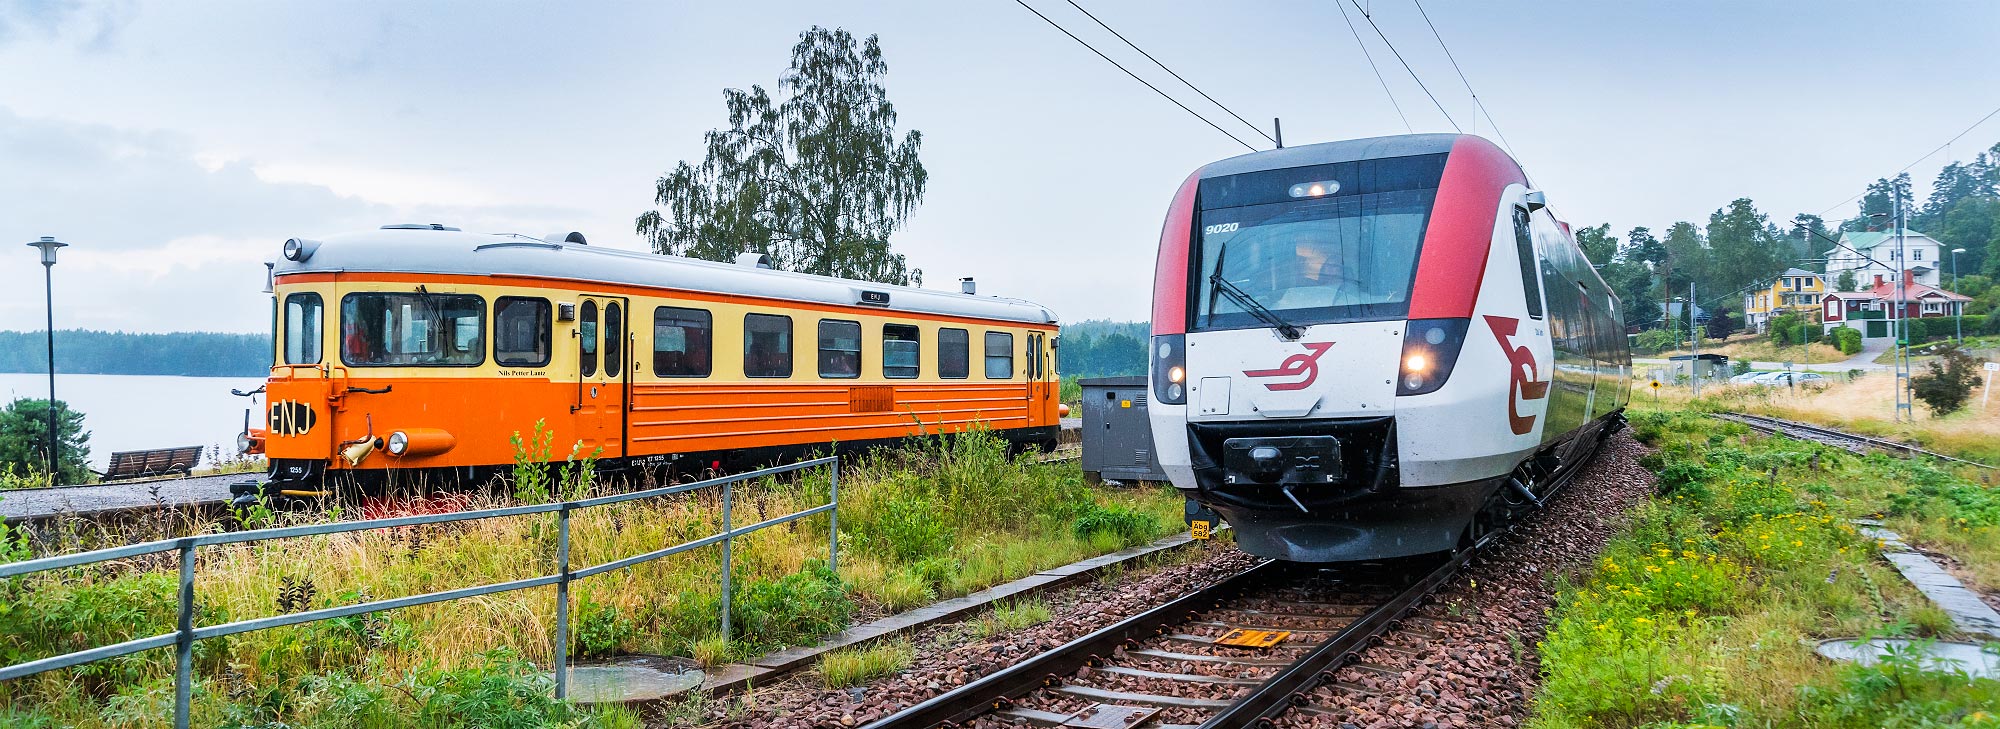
[[1208, 271, 1304, 340]]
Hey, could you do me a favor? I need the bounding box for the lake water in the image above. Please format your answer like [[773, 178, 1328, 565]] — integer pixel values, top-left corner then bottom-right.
[[0, 372, 266, 470]]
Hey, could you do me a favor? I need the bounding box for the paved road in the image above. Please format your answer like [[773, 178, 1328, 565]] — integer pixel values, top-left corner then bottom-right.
[[0, 473, 246, 523]]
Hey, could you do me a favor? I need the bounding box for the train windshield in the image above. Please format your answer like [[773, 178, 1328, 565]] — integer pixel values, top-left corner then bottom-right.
[[1192, 154, 1443, 331]]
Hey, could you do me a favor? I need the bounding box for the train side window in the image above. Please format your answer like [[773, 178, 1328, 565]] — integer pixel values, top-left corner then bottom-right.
[[580, 301, 598, 377], [984, 331, 1014, 379], [494, 297, 551, 367], [744, 313, 792, 378], [654, 306, 712, 377], [340, 292, 485, 367], [604, 302, 625, 378], [1512, 205, 1544, 318], [939, 328, 969, 379], [883, 324, 920, 379], [283, 292, 323, 365], [819, 319, 862, 379]]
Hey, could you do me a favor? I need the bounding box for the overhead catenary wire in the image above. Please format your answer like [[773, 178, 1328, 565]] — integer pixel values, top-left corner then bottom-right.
[[1062, 0, 1276, 145], [1010, 0, 1259, 152], [1335, 0, 1412, 134], [1347, 0, 1460, 133], [1409, 0, 1515, 155], [1815, 102, 2000, 217]]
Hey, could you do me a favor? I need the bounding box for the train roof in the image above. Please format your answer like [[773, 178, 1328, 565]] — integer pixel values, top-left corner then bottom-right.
[[271, 227, 1058, 326], [1198, 133, 1466, 179]]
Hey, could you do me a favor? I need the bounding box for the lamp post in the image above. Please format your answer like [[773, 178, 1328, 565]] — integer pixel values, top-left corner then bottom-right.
[[1952, 247, 1967, 343], [26, 237, 67, 483]]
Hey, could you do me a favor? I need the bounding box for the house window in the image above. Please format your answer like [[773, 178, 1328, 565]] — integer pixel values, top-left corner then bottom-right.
[[1913, 249, 1923, 261]]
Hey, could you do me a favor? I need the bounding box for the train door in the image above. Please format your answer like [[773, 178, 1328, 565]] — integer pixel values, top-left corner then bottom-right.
[[1025, 332, 1049, 424], [574, 296, 630, 459]]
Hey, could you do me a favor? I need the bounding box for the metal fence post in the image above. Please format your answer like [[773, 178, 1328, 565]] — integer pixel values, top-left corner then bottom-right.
[[828, 464, 839, 574], [720, 480, 733, 644], [553, 504, 572, 700], [174, 540, 195, 729]]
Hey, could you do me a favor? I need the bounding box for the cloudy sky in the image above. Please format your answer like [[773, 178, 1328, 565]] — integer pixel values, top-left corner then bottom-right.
[[1, 0, 1995, 334]]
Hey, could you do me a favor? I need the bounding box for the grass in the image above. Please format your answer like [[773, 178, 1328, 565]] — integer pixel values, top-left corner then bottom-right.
[[0, 428, 1186, 728], [973, 598, 1052, 638], [1651, 368, 2000, 465], [817, 639, 914, 688], [1530, 408, 2000, 727], [1651, 332, 1849, 364]]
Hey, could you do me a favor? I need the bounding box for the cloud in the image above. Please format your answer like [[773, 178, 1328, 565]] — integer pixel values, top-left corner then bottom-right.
[[0, 108, 596, 333], [0, 0, 133, 50]]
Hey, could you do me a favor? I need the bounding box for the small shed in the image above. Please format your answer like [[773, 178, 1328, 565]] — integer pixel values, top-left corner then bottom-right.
[[1667, 353, 1731, 382], [1078, 376, 1167, 484]]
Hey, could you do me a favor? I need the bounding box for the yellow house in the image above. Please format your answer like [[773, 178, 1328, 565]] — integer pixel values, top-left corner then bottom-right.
[[1742, 268, 1825, 331]]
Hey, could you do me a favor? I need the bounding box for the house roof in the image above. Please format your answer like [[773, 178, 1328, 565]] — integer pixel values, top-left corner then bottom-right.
[[1839, 229, 1937, 251], [1854, 278, 1972, 302], [1779, 267, 1818, 278]]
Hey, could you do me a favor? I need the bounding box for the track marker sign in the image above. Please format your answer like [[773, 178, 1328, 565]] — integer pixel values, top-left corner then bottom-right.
[[1984, 362, 1996, 409]]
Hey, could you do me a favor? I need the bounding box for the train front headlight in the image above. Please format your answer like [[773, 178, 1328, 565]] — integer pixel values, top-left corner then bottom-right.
[[235, 431, 253, 455], [386, 431, 409, 456], [1396, 318, 1469, 397], [1152, 334, 1187, 405]]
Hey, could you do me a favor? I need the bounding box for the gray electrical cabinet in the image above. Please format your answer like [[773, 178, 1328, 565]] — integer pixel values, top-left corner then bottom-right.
[[1079, 376, 1168, 484]]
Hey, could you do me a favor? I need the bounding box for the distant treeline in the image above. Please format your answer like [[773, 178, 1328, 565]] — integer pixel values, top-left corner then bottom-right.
[[1058, 320, 1148, 379], [0, 330, 269, 377]]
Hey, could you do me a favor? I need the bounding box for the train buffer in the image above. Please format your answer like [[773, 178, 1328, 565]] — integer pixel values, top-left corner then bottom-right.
[[93, 446, 205, 482]]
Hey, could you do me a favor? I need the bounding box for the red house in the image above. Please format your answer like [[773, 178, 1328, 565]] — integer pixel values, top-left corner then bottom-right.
[[1821, 270, 1971, 338]]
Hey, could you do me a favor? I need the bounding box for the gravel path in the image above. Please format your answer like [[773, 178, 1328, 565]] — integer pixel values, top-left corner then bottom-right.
[[0, 473, 246, 522]]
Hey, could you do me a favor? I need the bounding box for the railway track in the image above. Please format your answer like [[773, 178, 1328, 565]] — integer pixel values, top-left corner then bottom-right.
[[863, 431, 1612, 729], [1712, 412, 1994, 470]]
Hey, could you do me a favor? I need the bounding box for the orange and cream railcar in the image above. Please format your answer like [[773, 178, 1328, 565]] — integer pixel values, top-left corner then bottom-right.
[[242, 225, 1061, 496]]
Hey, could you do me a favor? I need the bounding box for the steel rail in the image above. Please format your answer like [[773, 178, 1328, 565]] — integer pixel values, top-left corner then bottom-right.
[[858, 561, 1287, 729], [1715, 412, 1994, 470], [862, 417, 1620, 729]]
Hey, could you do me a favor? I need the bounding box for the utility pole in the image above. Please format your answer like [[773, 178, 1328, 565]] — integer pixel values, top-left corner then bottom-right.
[[1690, 282, 1701, 398], [1894, 200, 1913, 422]]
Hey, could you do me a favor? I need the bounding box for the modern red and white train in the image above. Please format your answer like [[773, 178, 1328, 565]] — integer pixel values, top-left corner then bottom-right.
[[1146, 134, 1630, 562]]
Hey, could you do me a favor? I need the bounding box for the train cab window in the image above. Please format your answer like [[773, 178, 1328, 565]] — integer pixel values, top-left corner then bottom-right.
[[340, 292, 484, 367], [654, 307, 712, 377], [883, 324, 920, 379], [938, 328, 970, 379], [744, 313, 792, 378], [604, 302, 625, 378], [1512, 206, 1544, 318], [819, 320, 862, 379], [283, 292, 323, 365], [984, 331, 1015, 379], [494, 297, 551, 367], [580, 301, 598, 377]]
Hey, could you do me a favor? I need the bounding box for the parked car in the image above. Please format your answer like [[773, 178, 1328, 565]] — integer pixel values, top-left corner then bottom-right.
[[1730, 371, 1770, 384], [1755, 372, 1827, 387]]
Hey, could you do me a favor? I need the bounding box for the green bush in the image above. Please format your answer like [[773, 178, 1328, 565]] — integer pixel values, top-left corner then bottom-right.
[[1910, 345, 1979, 416], [1633, 329, 1676, 354], [730, 562, 853, 650], [572, 595, 635, 658], [1827, 325, 1862, 354]]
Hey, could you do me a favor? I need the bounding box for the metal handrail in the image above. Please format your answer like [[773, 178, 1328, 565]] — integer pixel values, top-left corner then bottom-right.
[[0, 456, 840, 729]]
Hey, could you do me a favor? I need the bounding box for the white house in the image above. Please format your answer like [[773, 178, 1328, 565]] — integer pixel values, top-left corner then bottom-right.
[[1824, 228, 1945, 290]]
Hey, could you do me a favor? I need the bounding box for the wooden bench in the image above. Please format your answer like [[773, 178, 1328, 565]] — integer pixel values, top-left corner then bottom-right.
[[96, 446, 205, 481]]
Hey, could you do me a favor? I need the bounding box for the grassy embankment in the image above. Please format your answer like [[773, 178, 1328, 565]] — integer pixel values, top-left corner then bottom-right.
[[1647, 367, 2000, 466], [1531, 407, 2000, 727], [1652, 332, 1848, 366], [0, 429, 1184, 728]]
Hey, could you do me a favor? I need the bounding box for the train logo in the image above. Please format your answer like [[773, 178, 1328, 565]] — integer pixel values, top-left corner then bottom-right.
[[1241, 342, 1335, 391], [269, 400, 316, 436], [1483, 315, 1550, 435]]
